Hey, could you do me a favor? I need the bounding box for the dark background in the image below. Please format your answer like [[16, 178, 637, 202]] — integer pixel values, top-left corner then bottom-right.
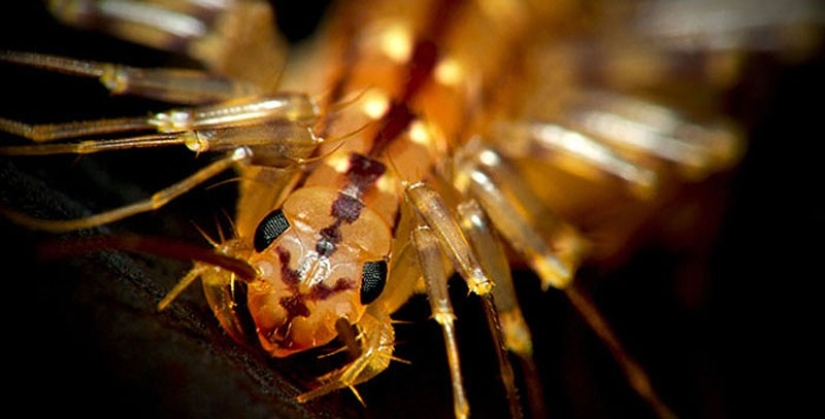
[[1, 2, 822, 418]]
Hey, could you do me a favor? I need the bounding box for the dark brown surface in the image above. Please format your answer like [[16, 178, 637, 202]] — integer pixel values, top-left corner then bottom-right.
[[1, 2, 822, 418]]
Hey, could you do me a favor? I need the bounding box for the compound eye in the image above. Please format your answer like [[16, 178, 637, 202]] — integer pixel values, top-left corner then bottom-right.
[[360, 260, 388, 305], [254, 209, 290, 252]]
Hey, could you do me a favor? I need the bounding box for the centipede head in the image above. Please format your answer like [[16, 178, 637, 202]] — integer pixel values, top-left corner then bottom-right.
[[202, 186, 391, 357]]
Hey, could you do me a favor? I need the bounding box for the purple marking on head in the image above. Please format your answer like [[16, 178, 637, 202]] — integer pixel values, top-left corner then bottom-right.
[[277, 247, 300, 285], [260, 244, 360, 350], [279, 294, 311, 319], [310, 277, 356, 300]]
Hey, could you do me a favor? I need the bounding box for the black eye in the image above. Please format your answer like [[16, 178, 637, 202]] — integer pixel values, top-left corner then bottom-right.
[[254, 209, 290, 252], [360, 260, 388, 305]]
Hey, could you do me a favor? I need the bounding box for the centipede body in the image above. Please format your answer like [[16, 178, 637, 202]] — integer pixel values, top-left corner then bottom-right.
[[0, 2, 822, 418]]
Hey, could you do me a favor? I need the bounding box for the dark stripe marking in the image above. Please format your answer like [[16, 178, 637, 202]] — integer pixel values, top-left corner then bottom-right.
[[369, 101, 416, 157], [279, 294, 311, 319], [346, 151, 387, 188], [277, 247, 300, 285], [330, 193, 364, 223], [261, 245, 359, 348], [311, 277, 356, 300], [316, 153, 385, 258]]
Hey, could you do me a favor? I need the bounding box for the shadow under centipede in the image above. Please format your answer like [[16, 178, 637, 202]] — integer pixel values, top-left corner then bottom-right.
[[1, 2, 822, 419]]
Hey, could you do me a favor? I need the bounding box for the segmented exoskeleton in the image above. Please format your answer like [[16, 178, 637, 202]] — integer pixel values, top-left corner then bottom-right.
[[1, 1, 822, 418]]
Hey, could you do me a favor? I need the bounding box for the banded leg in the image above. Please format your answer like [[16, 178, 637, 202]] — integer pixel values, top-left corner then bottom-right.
[[453, 141, 677, 419], [0, 90, 319, 143], [295, 311, 396, 405], [457, 200, 545, 419], [413, 225, 469, 419], [405, 181, 523, 419], [46, 0, 288, 90], [0, 148, 248, 232], [493, 90, 744, 194], [0, 115, 322, 232], [0, 51, 261, 104]]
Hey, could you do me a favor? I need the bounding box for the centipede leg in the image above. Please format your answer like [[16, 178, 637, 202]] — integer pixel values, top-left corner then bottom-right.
[[296, 311, 396, 404], [0, 51, 262, 105], [0, 148, 248, 232], [453, 141, 586, 291], [457, 200, 545, 419], [46, 0, 287, 91], [454, 142, 678, 419], [405, 181, 524, 419], [0, 115, 168, 143], [413, 225, 469, 419]]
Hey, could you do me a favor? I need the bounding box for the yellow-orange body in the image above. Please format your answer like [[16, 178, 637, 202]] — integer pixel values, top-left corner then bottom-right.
[[1, 1, 821, 418]]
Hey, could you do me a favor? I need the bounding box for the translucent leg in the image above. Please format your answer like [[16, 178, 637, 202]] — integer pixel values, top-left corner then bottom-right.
[[405, 181, 523, 419], [453, 141, 585, 291], [404, 182, 492, 295], [46, 0, 288, 90], [0, 93, 318, 142], [457, 200, 546, 419], [0, 51, 261, 104], [0, 148, 249, 232], [454, 142, 677, 419], [492, 119, 659, 199], [0, 114, 157, 143], [413, 225, 469, 419], [493, 90, 744, 187], [296, 311, 396, 404], [561, 90, 744, 179], [566, 285, 677, 419], [0, 132, 189, 153]]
